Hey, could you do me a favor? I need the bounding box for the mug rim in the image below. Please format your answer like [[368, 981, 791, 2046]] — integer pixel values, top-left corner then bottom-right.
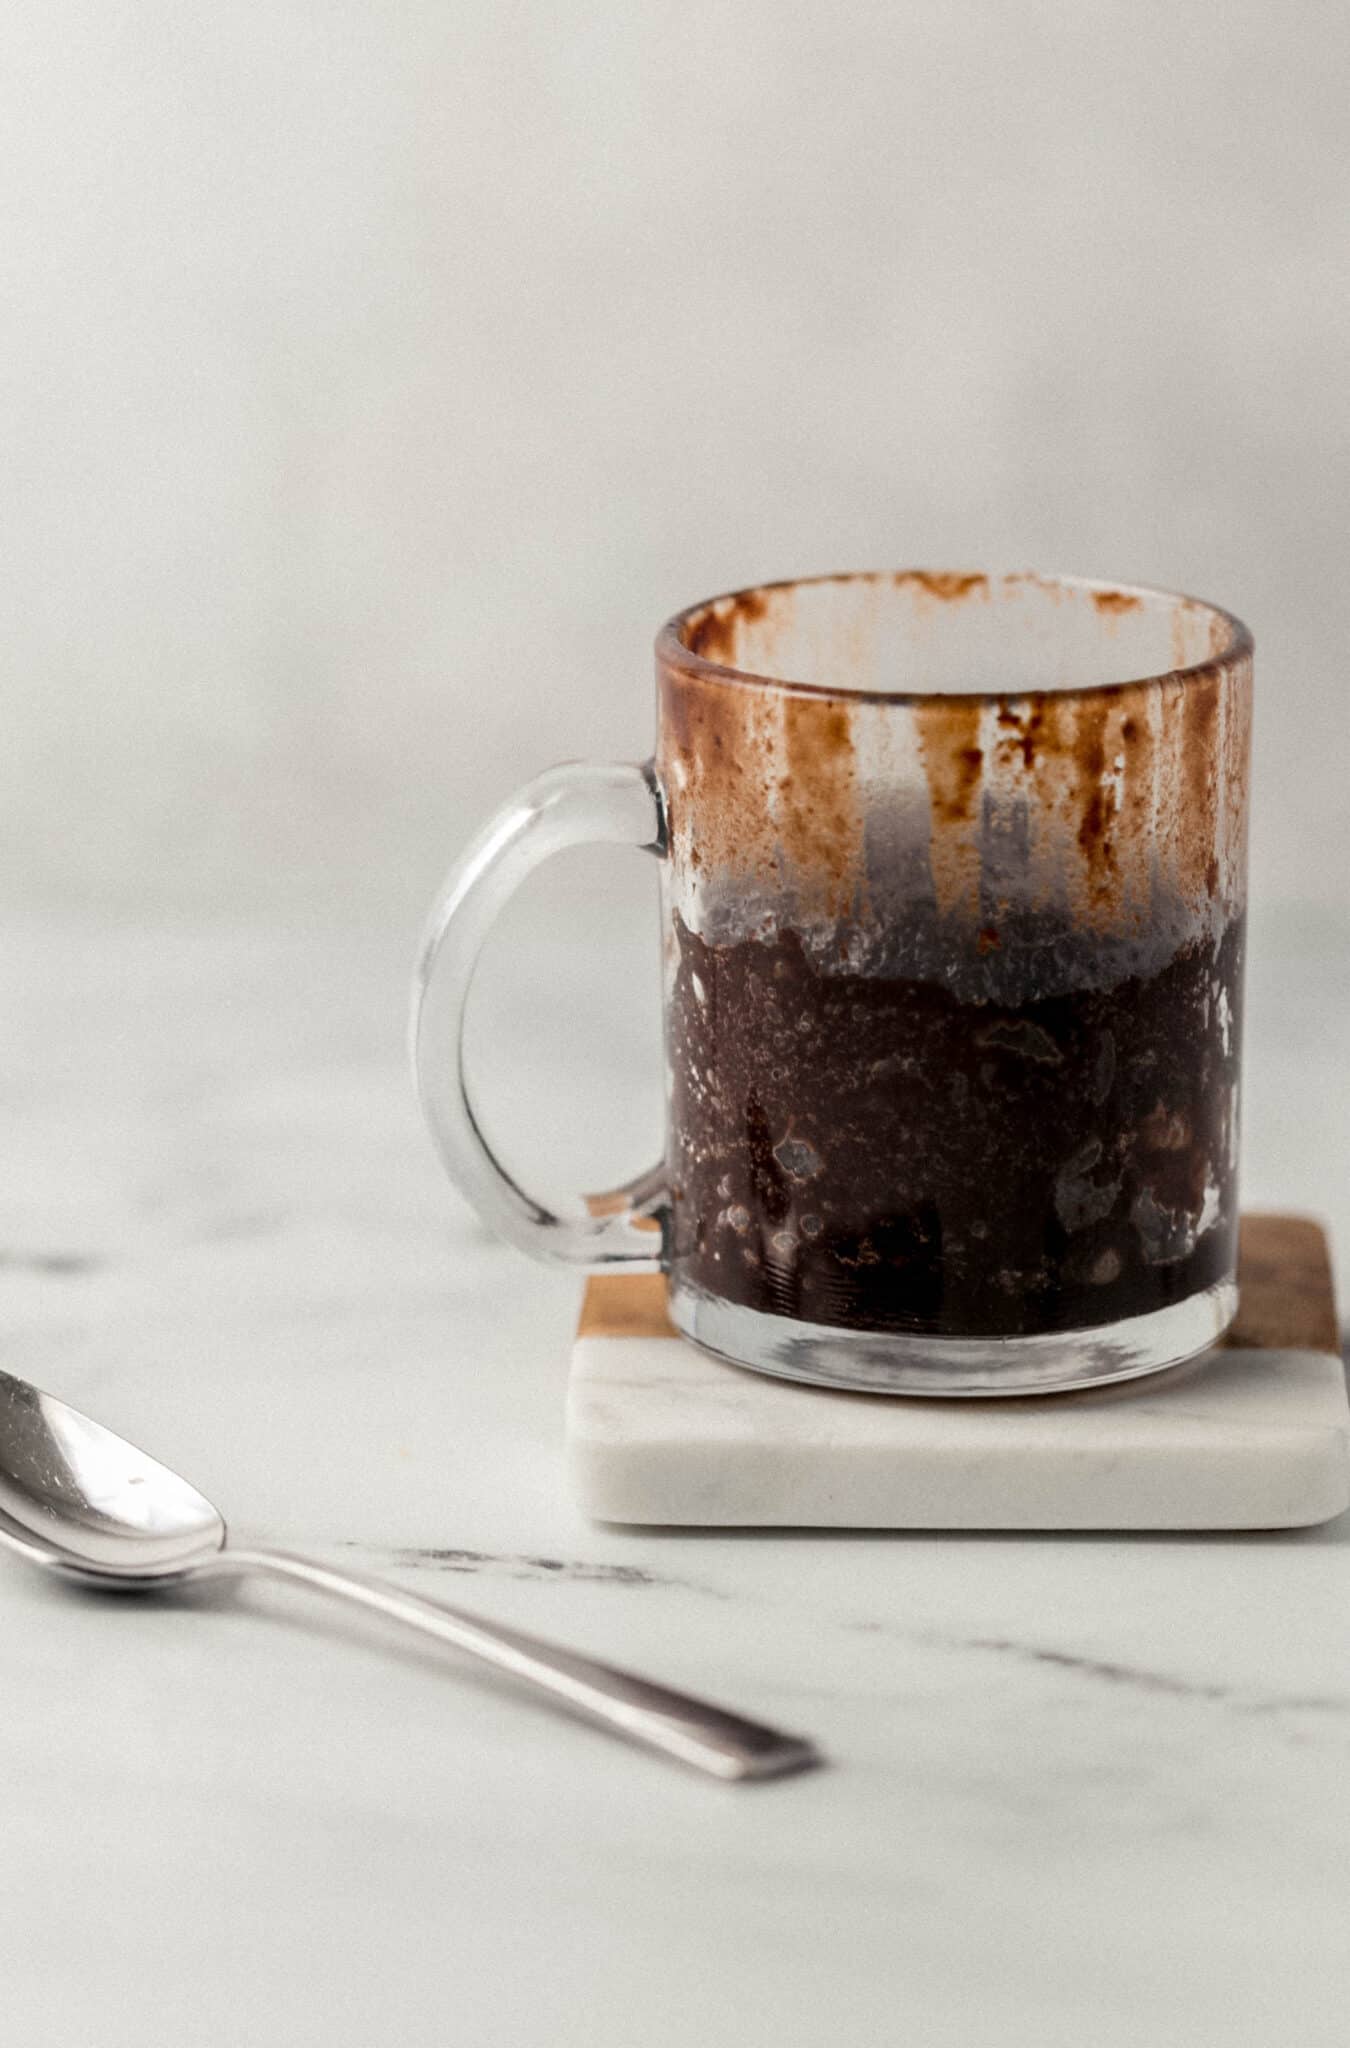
[[655, 567, 1254, 706]]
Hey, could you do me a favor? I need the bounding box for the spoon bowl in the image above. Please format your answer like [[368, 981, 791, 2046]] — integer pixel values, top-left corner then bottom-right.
[[0, 1371, 224, 1578]]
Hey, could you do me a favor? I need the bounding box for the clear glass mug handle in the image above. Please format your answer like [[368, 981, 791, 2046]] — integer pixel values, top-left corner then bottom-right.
[[410, 761, 669, 1269]]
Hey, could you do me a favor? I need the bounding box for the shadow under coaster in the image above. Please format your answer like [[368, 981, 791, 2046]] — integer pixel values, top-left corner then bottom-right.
[[566, 1214, 1348, 1530]]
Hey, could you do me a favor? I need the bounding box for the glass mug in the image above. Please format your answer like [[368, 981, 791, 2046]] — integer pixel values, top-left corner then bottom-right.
[[413, 570, 1252, 1396]]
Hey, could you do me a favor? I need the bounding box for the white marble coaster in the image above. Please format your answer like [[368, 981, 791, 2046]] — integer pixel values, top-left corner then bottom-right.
[[565, 1218, 1349, 1530]]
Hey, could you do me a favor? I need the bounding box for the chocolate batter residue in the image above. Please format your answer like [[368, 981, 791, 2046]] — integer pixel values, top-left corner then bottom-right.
[[667, 914, 1243, 1337]]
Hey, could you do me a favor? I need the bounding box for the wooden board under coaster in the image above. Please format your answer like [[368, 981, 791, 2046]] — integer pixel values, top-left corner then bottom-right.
[[565, 1214, 1348, 1530]]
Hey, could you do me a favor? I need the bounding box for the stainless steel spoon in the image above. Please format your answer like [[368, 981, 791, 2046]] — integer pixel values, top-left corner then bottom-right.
[[0, 1369, 819, 1781]]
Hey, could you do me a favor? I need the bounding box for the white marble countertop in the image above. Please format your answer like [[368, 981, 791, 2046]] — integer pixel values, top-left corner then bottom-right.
[[2, 906, 1348, 2048]]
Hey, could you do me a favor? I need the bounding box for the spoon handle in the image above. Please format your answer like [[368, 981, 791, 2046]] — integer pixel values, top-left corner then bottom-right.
[[210, 1545, 820, 1782]]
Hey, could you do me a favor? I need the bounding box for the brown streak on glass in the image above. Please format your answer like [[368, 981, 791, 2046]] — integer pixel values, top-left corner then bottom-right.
[[894, 569, 989, 602]]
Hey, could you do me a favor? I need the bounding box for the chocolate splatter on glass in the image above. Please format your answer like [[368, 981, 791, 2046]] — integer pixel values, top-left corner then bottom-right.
[[414, 570, 1252, 1395]]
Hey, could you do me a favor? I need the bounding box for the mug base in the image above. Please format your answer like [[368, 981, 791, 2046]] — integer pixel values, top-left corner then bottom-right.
[[666, 1277, 1240, 1398]]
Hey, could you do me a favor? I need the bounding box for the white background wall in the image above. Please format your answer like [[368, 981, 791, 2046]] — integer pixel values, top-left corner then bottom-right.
[[1, 1, 1346, 928]]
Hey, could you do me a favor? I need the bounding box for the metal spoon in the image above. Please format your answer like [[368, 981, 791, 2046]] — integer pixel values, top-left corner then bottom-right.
[[0, 1369, 819, 1782]]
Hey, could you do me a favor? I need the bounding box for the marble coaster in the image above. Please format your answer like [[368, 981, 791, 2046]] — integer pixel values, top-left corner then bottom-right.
[[566, 1214, 1349, 1530]]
